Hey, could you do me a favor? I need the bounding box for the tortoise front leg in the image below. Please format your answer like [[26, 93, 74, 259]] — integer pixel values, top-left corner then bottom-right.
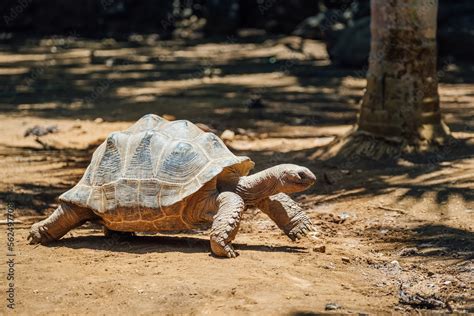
[[210, 192, 245, 258], [28, 203, 96, 244], [256, 193, 315, 241]]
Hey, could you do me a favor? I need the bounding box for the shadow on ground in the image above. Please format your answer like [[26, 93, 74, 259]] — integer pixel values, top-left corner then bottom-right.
[[368, 223, 474, 261], [46, 234, 308, 255]]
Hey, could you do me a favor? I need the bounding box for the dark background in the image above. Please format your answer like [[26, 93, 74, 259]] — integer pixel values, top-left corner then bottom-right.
[[1, 0, 473, 66]]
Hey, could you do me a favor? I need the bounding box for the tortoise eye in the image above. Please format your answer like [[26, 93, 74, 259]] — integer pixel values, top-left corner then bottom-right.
[[297, 171, 307, 179]]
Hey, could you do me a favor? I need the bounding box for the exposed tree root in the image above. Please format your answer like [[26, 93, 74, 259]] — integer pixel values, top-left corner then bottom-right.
[[312, 130, 402, 163], [311, 127, 455, 165]]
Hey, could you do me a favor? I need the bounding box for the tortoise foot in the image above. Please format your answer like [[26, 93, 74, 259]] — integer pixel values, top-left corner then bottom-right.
[[284, 212, 315, 241], [28, 222, 54, 245], [210, 238, 239, 258]]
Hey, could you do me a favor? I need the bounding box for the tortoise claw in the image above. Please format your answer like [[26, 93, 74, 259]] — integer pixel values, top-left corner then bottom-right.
[[210, 238, 239, 258], [224, 244, 238, 258], [285, 213, 315, 241], [28, 222, 52, 245]]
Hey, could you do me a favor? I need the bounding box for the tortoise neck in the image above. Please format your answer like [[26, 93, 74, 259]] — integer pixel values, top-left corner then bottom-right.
[[235, 167, 282, 205]]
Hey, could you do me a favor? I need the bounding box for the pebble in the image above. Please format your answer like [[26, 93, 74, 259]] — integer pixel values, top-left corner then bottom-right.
[[339, 212, 350, 220], [308, 231, 319, 240], [341, 256, 350, 263], [399, 247, 419, 256], [387, 260, 402, 273], [390, 260, 400, 267], [312, 245, 326, 253], [325, 303, 341, 310], [94, 117, 104, 123], [323, 263, 335, 269]]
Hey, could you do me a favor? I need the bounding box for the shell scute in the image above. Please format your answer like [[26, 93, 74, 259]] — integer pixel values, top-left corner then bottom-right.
[[156, 141, 209, 184], [124, 131, 154, 179]]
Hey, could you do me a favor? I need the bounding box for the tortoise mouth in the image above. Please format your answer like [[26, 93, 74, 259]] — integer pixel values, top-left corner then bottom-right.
[[286, 178, 315, 191], [296, 171, 317, 187], [300, 179, 316, 188]]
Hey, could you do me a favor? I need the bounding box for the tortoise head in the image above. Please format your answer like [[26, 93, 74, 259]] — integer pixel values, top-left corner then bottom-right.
[[277, 164, 316, 194]]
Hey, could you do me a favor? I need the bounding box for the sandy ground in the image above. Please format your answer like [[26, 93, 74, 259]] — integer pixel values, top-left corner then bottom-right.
[[0, 35, 473, 315]]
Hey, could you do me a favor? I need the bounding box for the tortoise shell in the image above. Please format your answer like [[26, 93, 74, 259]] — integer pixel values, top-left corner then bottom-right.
[[60, 114, 254, 214]]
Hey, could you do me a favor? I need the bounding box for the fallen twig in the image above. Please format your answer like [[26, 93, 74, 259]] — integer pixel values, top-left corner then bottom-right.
[[377, 204, 407, 215]]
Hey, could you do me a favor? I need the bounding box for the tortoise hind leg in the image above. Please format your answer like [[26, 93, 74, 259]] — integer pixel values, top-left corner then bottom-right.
[[28, 203, 96, 245]]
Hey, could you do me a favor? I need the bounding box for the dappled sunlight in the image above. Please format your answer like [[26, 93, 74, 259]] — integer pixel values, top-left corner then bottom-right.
[[0, 67, 29, 75], [228, 136, 334, 152], [116, 72, 298, 97], [66, 63, 157, 75], [0, 53, 48, 63]]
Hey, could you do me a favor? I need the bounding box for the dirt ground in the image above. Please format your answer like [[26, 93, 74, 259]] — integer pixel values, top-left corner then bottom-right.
[[0, 34, 473, 315]]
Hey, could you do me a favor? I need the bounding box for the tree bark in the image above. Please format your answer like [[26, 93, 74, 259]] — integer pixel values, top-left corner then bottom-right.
[[358, 0, 450, 145]]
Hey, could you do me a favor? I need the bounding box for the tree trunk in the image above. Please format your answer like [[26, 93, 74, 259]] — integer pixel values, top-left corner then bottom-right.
[[358, 0, 449, 144], [316, 0, 452, 161]]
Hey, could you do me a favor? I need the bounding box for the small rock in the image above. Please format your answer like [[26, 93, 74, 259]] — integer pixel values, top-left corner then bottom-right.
[[399, 247, 419, 256], [388, 260, 402, 273], [325, 303, 341, 310], [220, 129, 235, 141], [308, 231, 319, 240], [137, 289, 144, 294], [94, 117, 104, 123], [323, 263, 335, 270], [339, 212, 350, 220], [24, 125, 59, 137], [312, 245, 326, 253], [341, 256, 350, 263]]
